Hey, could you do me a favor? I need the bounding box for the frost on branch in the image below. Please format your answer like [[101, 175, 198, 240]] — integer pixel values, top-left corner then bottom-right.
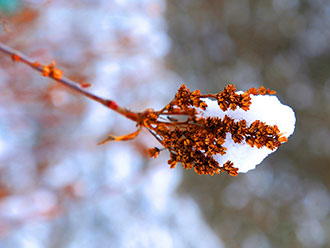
[[143, 84, 295, 176]]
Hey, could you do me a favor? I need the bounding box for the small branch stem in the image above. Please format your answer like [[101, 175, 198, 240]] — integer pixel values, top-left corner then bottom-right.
[[200, 94, 216, 98], [146, 128, 164, 146], [157, 112, 190, 116], [0, 42, 139, 122]]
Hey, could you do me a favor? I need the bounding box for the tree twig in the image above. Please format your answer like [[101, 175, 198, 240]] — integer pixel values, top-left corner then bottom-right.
[[0, 42, 139, 122]]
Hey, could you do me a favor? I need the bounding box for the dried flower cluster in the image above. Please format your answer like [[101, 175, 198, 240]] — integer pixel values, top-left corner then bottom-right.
[[142, 84, 286, 176], [0, 42, 294, 177]]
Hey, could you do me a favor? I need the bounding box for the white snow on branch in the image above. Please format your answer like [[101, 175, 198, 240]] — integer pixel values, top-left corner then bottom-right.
[[198, 93, 296, 173]]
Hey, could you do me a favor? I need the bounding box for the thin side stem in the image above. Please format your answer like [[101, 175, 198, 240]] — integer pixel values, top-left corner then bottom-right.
[[200, 94, 216, 98], [0, 42, 139, 122]]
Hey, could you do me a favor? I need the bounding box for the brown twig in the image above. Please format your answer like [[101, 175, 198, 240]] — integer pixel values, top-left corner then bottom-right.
[[0, 42, 139, 122]]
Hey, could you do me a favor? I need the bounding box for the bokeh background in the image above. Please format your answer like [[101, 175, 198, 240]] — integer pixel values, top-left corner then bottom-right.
[[0, 0, 329, 247]]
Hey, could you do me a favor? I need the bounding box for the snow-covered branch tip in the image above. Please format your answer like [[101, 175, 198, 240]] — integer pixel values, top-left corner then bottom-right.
[[0, 42, 296, 176]]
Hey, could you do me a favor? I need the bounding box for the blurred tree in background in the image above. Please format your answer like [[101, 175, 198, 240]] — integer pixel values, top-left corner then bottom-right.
[[0, 0, 330, 248]]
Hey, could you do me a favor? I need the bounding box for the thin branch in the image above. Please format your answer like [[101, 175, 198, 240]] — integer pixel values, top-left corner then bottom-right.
[[146, 128, 164, 145], [0, 42, 139, 122]]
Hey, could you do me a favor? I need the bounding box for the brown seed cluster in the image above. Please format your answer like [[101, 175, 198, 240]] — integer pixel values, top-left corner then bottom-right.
[[148, 147, 160, 158], [247, 86, 277, 96], [221, 161, 239, 177], [165, 86, 207, 114], [216, 84, 251, 111], [143, 84, 286, 176]]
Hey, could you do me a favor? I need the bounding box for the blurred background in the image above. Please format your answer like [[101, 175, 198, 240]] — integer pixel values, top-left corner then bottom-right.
[[0, 0, 329, 247]]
